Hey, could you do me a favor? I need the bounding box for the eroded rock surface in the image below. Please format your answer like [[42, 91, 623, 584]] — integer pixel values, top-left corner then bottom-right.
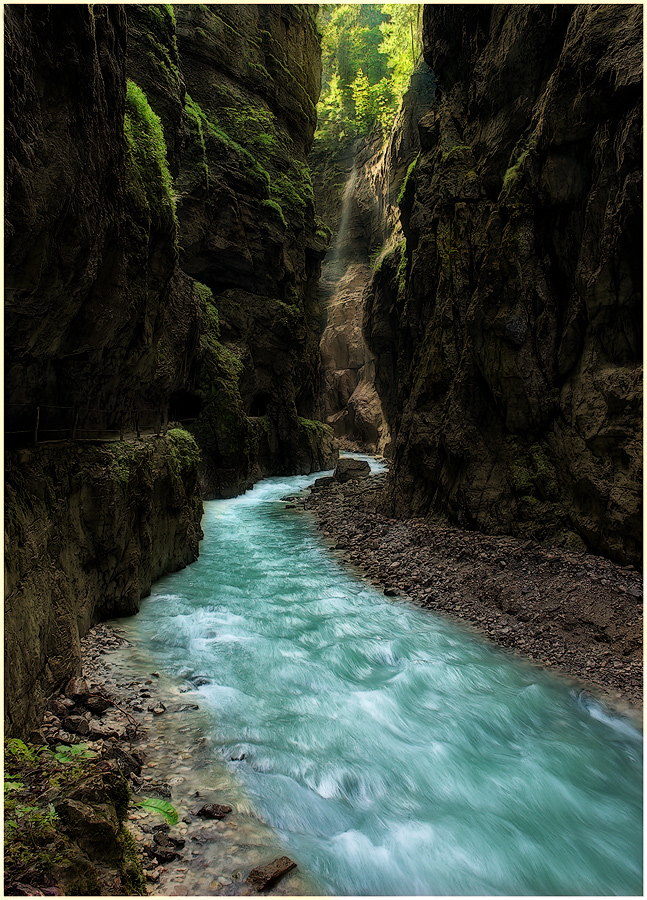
[[364, 4, 642, 565], [169, 4, 337, 493], [314, 63, 437, 453], [4, 4, 336, 739], [5, 434, 203, 737]]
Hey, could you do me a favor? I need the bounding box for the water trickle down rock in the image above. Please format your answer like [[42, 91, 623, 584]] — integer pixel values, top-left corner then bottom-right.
[[314, 63, 437, 454]]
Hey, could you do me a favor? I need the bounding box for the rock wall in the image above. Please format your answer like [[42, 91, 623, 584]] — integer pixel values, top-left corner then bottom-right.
[[5, 432, 203, 738], [5, 5, 201, 431], [364, 4, 642, 565], [169, 3, 337, 493]]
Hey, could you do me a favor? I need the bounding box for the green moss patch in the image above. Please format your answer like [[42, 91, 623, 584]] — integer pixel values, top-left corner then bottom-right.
[[4, 738, 145, 896], [398, 154, 418, 205], [507, 438, 559, 502], [183, 94, 271, 196], [124, 79, 176, 228], [166, 427, 201, 474]]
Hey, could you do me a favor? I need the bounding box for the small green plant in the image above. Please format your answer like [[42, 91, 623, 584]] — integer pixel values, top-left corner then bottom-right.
[[131, 796, 178, 825], [52, 743, 98, 764], [5, 780, 24, 795], [5, 738, 40, 767]]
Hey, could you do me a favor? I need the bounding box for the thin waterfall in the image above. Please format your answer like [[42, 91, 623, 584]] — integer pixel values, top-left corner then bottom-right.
[[322, 162, 359, 296]]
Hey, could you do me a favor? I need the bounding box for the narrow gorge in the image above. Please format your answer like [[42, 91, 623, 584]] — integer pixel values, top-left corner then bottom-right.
[[4, 3, 643, 897]]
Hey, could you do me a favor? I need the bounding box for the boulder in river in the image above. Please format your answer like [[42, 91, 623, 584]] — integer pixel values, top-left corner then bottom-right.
[[246, 856, 297, 891], [334, 458, 370, 483], [195, 802, 233, 820]]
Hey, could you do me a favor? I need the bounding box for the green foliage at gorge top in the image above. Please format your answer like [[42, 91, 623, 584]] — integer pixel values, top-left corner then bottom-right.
[[316, 4, 422, 148]]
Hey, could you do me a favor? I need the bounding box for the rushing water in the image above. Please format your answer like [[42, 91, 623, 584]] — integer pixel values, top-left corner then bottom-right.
[[120, 459, 643, 896]]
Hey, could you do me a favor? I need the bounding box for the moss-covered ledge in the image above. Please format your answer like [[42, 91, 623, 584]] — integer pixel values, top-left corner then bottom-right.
[[4, 737, 146, 895], [4, 433, 203, 739]]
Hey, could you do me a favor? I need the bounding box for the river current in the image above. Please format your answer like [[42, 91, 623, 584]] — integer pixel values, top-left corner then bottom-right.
[[117, 458, 642, 895]]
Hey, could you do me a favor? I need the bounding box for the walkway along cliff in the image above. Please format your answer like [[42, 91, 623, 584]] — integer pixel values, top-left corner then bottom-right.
[[4, 4, 335, 738]]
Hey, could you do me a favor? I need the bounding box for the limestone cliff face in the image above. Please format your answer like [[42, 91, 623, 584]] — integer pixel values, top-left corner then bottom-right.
[[169, 3, 336, 494], [365, 5, 642, 565], [4, 4, 334, 736], [5, 433, 203, 738], [4, 4, 205, 736], [5, 5, 201, 435]]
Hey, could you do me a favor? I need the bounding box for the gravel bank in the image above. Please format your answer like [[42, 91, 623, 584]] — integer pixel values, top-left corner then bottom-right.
[[301, 471, 643, 717]]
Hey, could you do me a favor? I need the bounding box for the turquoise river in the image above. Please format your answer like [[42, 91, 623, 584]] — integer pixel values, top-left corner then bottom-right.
[[118, 457, 643, 895]]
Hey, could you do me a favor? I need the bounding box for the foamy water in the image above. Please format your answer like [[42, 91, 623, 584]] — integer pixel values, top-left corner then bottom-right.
[[117, 459, 643, 895]]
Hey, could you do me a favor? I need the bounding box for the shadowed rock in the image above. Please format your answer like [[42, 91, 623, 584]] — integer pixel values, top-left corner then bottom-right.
[[334, 458, 371, 483]]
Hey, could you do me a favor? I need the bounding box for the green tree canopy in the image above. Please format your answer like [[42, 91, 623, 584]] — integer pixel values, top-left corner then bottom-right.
[[316, 3, 422, 147]]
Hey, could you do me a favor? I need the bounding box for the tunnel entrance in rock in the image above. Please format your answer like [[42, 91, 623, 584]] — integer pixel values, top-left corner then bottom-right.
[[249, 393, 272, 417], [169, 390, 203, 423]]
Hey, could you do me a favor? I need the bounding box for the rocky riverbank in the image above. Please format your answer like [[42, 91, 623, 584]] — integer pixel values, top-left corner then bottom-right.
[[301, 466, 643, 716], [27, 624, 317, 897]]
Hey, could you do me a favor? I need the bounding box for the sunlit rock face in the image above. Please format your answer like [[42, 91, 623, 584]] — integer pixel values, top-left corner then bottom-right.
[[365, 5, 642, 565], [315, 64, 437, 453]]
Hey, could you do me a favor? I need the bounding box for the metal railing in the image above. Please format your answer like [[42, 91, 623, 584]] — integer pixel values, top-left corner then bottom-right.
[[5, 403, 196, 446]]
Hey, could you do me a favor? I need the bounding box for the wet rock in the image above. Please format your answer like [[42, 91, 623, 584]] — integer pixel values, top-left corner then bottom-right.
[[137, 781, 172, 800], [195, 803, 233, 820], [176, 703, 200, 712], [62, 715, 90, 736], [154, 832, 185, 850], [65, 676, 90, 703], [313, 475, 336, 489], [334, 458, 371, 483], [146, 842, 179, 864], [246, 856, 297, 891], [83, 694, 112, 715], [190, 831, 220, 845], [148, 702, 166, 715], [104, 746, 143, 778]]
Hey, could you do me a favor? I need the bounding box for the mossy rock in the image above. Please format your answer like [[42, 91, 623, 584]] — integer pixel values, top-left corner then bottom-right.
[[4, 739, 146, 896]]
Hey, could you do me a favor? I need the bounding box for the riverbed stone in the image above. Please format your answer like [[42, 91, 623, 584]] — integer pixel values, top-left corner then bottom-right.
[[246, 856, 297, 891], [334, 458, 370, 483], [195, 803, 233, 820]]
